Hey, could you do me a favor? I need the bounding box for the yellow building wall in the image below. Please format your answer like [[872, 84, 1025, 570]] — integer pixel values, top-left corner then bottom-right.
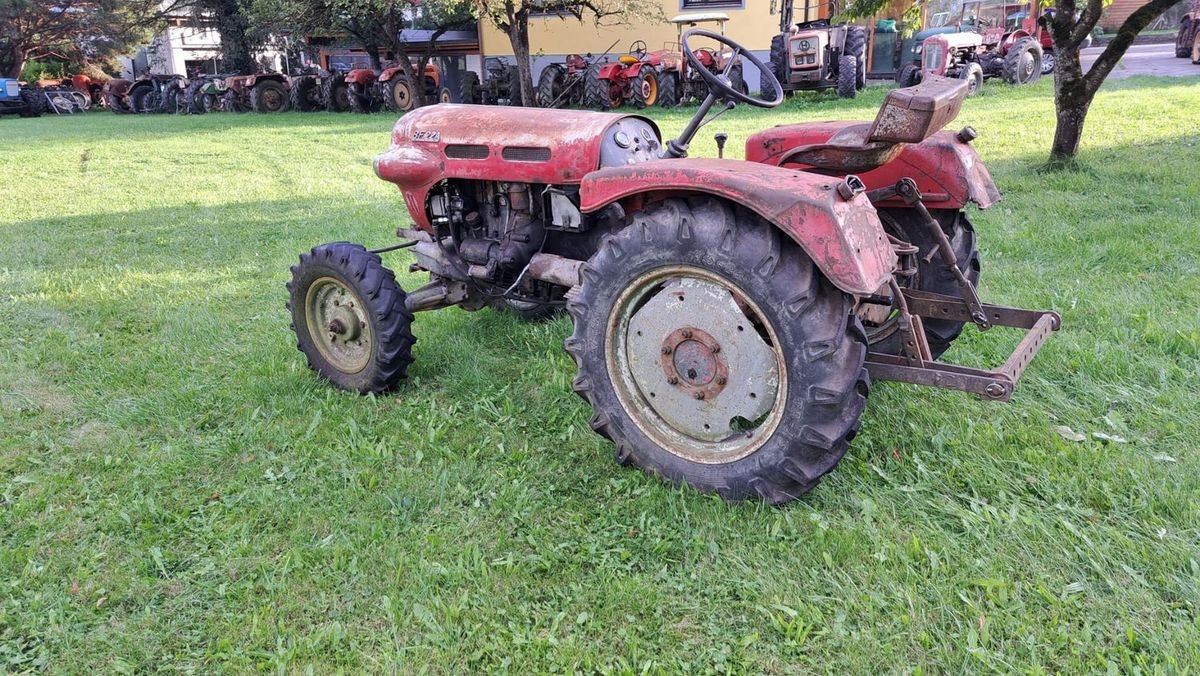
[[479, 0, 800, 58]]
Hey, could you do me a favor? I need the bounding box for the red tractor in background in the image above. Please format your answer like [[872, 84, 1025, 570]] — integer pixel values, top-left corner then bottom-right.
[[287, 29, 1059, 505], [222, 73, 291, 113], [918, 0, 1046, 94], [646, 13, 748, 107], [585, 43, 660, 108], [328, 62, 445, 113], [769, 0, 868, 99]]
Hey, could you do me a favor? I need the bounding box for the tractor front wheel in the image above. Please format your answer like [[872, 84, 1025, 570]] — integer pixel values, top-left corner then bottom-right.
[[629, 69, 658, 108], [960, 61, 984, 96], [385, 76, 416, 112], [567, 198, 869, 504], [287, 243, 416, 393], [251, 80, 289, 113], [897, 63, 921, 87], [836, 55, 858, 98], [290, 75, 321, 111]]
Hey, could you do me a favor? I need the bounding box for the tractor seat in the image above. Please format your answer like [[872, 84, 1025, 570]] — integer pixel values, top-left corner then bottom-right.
[[618, 55, 640, 65], [780, 76, 969, 175]]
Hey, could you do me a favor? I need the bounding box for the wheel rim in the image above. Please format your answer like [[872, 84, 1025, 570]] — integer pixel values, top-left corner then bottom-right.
[[1042, 52, 1055, 74], [606, 266, 785, 464], [304, 277, 372, 374], [1020, 52, 1035, 82], [393, 81, 412, 110], [263, 87, 283, 110], [642, 75, 657, 105], [440, 88, 451, 103]]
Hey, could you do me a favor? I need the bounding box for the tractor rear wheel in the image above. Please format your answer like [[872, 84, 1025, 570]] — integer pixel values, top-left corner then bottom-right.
[[629, 69, 658, 108], [536, 64, 566, 107], [566, 198, 869, 504], [1003, 38, 1043, 85], [960, 61, 984, 95], [657, 71, 679, 107], [505, 65, 522, 105], [17, 89, 43, 117], [769, 34, 789, 88], [1176, 18, 1192, 58], [846, 26, 868, 90], [223, 89, 246, 113], [287, 243, 416, 393], [836, 55, 858, 98], [585, 64, 611, 109], [863, 209, 980, 360], [290, 75, 321, 111], [730, 64, 749, 96], [251, 80, 288, 112], [460, 71, 482, 104], [385, 76, 416, 112], [323, 73, 350, 112]]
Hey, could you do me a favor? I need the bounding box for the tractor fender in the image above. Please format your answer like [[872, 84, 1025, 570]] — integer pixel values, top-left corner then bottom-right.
[[1001, 30, 1033, 52], [378, 66, 403, 83], [597, 63, 623, 80], [623, 62, 653, 77], [345, 69, 378, 85], [746, 123, 1001, 210], [579, 159, 896, 297]]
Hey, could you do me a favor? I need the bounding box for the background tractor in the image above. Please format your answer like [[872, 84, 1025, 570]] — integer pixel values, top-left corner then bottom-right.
[[287, 29, 1058, 505], [585, 43, 660, 109], [104, 74, 186, 114], [378, 62, 444, 113], [1178, 0, 1200, 61], [769, 0, 867, 98], [461, 58, 522, 106], [646, 13, 748, 107], [222, 73, 290, 113], [916, 0, 1045, 93], [0, 79, 43, 117], [536, 54, 590, 108]]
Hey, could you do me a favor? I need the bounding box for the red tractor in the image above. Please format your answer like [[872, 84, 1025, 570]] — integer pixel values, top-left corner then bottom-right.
[[585, 43, 660, 109], [222, 73, 291, 113], [287, 30, 1059, 504], [646, 13, 748, 107], [918, 0, 1045, 94]]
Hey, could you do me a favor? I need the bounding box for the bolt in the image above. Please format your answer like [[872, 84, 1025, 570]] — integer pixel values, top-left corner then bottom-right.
[[694, 392, 705, 400], [716, 376, 727, 386], [711, 344, 721, 354], [662, 345, 673, 355], [681, 329, 693, 339], [328, 318, 346, 334], [985, 383, 1005, 398], [333, 299, 340, 306], [667, 376, 679, 385], [957, 126, 979, 143]]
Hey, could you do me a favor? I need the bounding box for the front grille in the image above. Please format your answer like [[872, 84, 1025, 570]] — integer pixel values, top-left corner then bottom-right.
[[501, 146, 552, 162], [445, 144, 489, 159]]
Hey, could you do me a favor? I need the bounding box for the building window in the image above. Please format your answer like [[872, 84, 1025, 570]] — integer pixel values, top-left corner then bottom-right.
[[680, 0, 745, 9]]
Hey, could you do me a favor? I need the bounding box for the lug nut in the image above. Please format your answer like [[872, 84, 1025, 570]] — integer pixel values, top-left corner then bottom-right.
[[711, 344, 721, 354], [958, 126, 978, 143], [662, 345, 672, 355], [667, 376, 679, 385], [694, 392, 705, 400], [716, 376, 727, 385], [681, 329, 693, 339]]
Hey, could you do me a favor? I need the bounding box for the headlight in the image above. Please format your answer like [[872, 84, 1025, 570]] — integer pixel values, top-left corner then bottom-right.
[[915, 45, 923, 54]]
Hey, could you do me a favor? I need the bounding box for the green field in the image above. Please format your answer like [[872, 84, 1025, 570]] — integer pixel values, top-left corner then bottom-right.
[[2, 76, 1199, 672]]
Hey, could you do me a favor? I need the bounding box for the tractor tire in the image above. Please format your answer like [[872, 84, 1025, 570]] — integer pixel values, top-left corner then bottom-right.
[[536, 63, 566, 108], [730, 63, 749, 96], [769, 34, 789, 89], [567, 198, 868, 504], [506, 64, 525, 105], [960, 61, 984, 96], [346, 83, 371, 113], [1003, 37, 1043, 85], [584, 64, 611, 110], [460, 70, 482, 104], [287, 242, 416, 393], [865, 209, 980, 360], [202, 92, 221, 113], [1176, 18, 1193, 58], [836, 55, 858, 98], [897, 63, 921, 87], [223, 89, 246, 113], [290, 75, 321, 111], [657, 71, 680, 107], [384, 76, 416, 113], [688, 77, 710, 104], [17, 89, 43, 117], [629, 69, 658, 108], [105, 92, 130, 113], [131, 86, 156, 113], [438, 87, 452, 103], [846, 25, 868, 90], [251, 80, 288, 113], [162, 86, 180, 113], [185, 80, 208, 114], [323, 73, 350, 112]]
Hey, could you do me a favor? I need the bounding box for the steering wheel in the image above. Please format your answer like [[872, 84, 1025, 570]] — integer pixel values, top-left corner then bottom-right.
[[629, 40, 648, 59], [682, 29, 783, 108]]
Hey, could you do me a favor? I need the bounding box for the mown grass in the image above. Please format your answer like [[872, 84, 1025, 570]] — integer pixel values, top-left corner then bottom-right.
[[1, 75, 1199, 672]]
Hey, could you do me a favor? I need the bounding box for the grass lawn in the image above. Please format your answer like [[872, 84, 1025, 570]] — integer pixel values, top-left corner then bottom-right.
[[2, 75, 1199, 672]]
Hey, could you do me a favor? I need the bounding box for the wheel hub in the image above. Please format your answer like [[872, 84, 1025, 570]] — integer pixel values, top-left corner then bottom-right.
[[620, 275, 779, 450], [305, 277, 371, 373]]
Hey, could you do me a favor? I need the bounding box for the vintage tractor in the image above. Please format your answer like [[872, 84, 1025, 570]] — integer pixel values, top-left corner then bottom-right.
[[461, 58, 522, 106], [287, 30, 1059, 504], [536, 54, 590, 108], [104, 74, 187, 113], [769, 0, 867, 98], [222, 73, 290, 113], [647, 13, 747, 107], [288, 71, 332, 112], [917, 0, 1044, 94], [378, 62, 445, 112], [585, 43, 660, 109], [1177, 0, 1200, 61], [0, 79, 43, 117]]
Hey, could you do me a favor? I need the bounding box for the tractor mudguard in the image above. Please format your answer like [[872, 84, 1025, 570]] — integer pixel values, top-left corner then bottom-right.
[[745, 123, 1000, 210], [597, 63, 623, 80], [345, 69, 377, 85], [579, 159, 896, 296]]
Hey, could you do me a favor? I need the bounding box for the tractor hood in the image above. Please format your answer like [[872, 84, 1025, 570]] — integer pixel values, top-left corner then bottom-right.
[[928, 32, 984, 49], [376, 104, 661, 188]]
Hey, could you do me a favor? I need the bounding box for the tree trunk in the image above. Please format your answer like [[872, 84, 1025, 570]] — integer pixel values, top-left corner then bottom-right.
[[1, 43, 26, 79], [211, 0, 256, 74], [507, 13, 534, 106], [367, 48, 382, 71], [1049, 31, 1096, 163]]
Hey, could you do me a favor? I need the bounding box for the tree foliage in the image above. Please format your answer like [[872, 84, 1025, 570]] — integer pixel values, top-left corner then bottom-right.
[[0, 0, 180, 78]]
